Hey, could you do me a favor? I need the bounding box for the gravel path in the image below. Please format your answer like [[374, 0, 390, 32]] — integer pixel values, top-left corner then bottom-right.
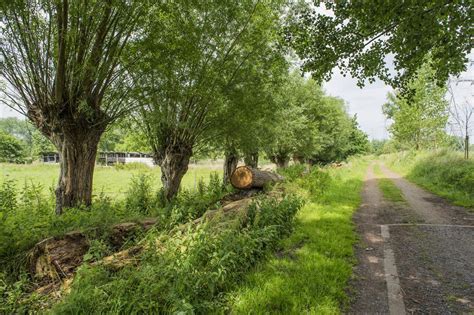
[[350, 163, 474, 314]]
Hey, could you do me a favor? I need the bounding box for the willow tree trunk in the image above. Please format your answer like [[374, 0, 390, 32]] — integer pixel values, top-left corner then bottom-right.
[[54, 133, 102, 215], [292, 154, 305, 164], [223, 150, 239, 185], [244, 152, 258, 168], [160, 144, 193, 201], [275, 155, 289, 168]]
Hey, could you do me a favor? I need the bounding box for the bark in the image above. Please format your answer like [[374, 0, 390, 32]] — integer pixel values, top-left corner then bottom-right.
[[292, 154, 305, 164], [54, 133, 102, 215], [275, 155, 290, 168], [160, 144, 193, 201], [230, 166, 283, 189], [223, 150, 239, 185], [244, 151, 259, 168]]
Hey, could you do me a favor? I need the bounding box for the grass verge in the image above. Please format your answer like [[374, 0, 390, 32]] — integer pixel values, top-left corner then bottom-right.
[[373, 164, 405, 203], [381, 150, 473, 209], [226, 157, 369, 314]]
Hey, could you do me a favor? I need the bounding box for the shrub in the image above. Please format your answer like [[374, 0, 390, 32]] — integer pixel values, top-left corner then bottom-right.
[[0, 132, 25, 163], [124, 174, 155, 214], [300, 167, 332, 199], [277, 164, 307, 182]]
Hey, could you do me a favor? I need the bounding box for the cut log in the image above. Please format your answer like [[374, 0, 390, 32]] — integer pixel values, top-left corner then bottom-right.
[[230, 166, 283, 190], [28, 219, 157, 284]]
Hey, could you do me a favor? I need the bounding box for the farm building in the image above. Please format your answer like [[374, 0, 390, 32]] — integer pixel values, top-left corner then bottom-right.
[[98, 152, 154, 166], [41, 152, 60, 163], [39, 152, 154, 166]]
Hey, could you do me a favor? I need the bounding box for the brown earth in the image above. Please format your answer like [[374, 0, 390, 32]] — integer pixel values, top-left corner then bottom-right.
[[349, 162, 474, 314]]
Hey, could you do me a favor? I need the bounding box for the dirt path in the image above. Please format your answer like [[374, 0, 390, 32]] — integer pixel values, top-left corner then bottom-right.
[[350, 162, 474, 314]]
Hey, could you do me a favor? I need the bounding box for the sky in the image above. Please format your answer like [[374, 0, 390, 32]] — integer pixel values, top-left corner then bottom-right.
[[323, 71, 392, 140]]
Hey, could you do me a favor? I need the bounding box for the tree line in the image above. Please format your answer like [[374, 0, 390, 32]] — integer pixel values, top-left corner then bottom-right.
[[1, 0, 471, 214]]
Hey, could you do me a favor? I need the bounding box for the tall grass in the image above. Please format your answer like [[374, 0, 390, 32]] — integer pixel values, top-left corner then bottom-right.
[[382, 150, 474, 208]]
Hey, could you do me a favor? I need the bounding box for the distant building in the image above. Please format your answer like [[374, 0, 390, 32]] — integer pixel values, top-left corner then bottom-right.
[[98, 152, 154, 166], [41, 152, 60, 163], [40, 152, 155, 166]]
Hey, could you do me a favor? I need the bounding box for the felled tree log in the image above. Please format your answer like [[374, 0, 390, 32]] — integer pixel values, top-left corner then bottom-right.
[[28, 219, 157, 284], [230, 166, 283, 190]]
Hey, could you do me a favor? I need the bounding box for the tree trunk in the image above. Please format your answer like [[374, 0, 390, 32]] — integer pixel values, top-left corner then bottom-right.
[[292, 154, 305, 164], [275, 155, 289, 168], [230, 166, 283, 189], [465, 134, 469, 160], [160, 144, 193, 201], [223, 150, 239, 185], [244, 151, 259, 168], [55, 135, 102, 215]]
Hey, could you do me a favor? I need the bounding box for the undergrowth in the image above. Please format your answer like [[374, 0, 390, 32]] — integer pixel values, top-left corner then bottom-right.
[[52, 195, 303, 314], [0, 171, 229, 312]]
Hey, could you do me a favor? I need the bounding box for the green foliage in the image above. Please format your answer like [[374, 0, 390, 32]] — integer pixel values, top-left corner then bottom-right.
[[370, 139, 388, 155], [277, 164, 307, 182], [383, 150, 474, 208], [168, 172, 229, 226], [297, 167, 333, 200], [264, 72, 368, 165], [285, 1, 472, 88], [83, 240, 112, 263], [0, 131, 25, 163], [0, 179, 17, 222], [125, 174, 155, 215], [383, 62, 449, 150], [53, 194, 303, 314]]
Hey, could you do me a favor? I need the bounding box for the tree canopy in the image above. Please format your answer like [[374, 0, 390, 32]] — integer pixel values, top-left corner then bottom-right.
[[285, 1, 473, 88]]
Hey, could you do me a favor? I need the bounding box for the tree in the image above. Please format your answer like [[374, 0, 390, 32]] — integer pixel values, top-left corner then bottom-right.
[[0, 1, 143, 213], [130, 0, 285, 200], [344, 115, 370, 157], [284, 1, 473, 88], [209, 46, 288, 183], [383, 63, 449, 150], [447, 78, 473, 159], [0, 131, 25, 163]]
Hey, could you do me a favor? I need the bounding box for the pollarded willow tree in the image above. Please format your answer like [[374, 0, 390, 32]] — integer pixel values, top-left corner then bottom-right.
[[130, 0, 286, 200], [0, 0, 143, 213], [209, 47, 288, 183], [285, 1, 473, 88]]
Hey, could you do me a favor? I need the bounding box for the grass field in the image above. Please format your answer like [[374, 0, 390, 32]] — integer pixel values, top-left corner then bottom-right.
[[227, 158, 369, 314], [0, 162, 223, 198]]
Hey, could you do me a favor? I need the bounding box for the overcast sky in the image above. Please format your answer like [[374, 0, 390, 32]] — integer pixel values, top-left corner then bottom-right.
[[323, 72, 392, 140]]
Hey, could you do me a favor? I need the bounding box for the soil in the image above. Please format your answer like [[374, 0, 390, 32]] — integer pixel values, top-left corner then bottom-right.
[[349, 162, 474, 314]]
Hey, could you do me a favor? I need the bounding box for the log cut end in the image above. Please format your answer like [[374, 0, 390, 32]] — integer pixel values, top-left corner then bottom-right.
[[230, 166, 254, 189], [230, 166, 283, 190]]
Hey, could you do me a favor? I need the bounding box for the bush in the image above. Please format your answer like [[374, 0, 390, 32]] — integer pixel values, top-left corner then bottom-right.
[[124, 174, 156, 214], [277, 164, 307, 182], [0, 132, 25, 163], [299, 167, 332, 199]]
